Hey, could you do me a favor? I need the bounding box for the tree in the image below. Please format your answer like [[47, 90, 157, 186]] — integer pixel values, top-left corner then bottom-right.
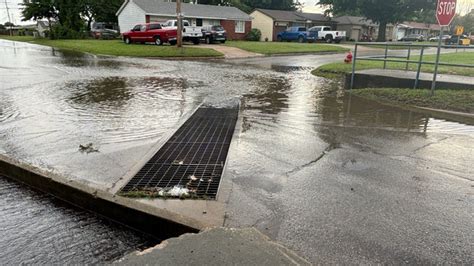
[[0, 24, 5, 30], [319, 0, 437, 41], [4, 22, 15, 27]]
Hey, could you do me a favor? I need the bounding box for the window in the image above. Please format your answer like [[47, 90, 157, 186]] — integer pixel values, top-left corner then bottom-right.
[[132, 25, 141, 31], [140, 25, 147, 32], [298, 27, 307, 32], [196, 19, 203, 26], [149, 23, 161, 30], [235, 21, 245, 33], [324, 27, 331, 31]]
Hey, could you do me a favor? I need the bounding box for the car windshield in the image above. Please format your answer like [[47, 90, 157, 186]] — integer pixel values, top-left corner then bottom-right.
[[212, 26, 224, 31]]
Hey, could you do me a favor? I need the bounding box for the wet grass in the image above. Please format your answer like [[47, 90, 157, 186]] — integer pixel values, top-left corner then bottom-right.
[[352, 88, 474, 113], [225, 40, 348, 55], [0, 36, 223, 58], [312, 51, 474, 78]]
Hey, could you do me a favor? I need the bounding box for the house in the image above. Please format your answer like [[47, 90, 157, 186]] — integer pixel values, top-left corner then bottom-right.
[[37, 20, 52, 38], [116, 0, 252, 40], [250, 9, 335, 41], [334, 16, 377, 41], [334, 16, 396, 41], [395, 22, 441, 40]]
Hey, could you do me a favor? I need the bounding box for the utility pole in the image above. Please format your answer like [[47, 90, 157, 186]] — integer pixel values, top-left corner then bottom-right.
[[176, 0, 183, 48], [4, 0, 12, 36]]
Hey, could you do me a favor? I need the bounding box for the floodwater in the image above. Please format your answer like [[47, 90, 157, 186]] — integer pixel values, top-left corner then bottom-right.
[[1, 40, 473, 264], [0, 176, 157, 264]]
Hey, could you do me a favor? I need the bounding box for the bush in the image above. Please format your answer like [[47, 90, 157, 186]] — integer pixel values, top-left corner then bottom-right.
[[50, 24, 87, 39], [246, 28, 262, 41]]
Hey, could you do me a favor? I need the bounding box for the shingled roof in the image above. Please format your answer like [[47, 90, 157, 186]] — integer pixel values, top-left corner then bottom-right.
[[255, 8, 329, 22], [118, 0, 251, 21]]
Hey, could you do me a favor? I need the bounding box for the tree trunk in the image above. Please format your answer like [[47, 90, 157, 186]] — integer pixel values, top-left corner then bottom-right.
[[377, 21, 388, 42]]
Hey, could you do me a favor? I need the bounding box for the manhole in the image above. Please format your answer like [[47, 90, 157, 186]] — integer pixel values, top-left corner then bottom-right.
[[120, 107, 238, 199]]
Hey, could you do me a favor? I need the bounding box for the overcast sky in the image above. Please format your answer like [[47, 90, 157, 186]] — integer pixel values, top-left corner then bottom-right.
[[1, 0, 472, 25]]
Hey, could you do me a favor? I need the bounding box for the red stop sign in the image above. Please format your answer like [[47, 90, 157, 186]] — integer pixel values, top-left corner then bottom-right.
[[436, 0, 457, 26]]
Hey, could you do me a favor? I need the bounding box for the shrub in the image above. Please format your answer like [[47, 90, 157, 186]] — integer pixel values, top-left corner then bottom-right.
[[246, 28, 262, 41], [50, 24, 87, 39]]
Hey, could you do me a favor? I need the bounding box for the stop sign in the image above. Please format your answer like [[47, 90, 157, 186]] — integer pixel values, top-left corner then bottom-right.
[[436, 0, 457, 26]]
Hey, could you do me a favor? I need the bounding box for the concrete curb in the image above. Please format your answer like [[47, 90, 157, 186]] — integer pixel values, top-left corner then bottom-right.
[[0, 154, 201, 238]]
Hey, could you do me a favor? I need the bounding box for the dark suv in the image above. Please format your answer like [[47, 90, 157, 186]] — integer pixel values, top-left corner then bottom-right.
[[201, 25, 227, 44]]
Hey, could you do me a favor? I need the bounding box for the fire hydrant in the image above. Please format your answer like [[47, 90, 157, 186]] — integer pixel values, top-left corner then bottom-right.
[[344, 51, 353, 64]]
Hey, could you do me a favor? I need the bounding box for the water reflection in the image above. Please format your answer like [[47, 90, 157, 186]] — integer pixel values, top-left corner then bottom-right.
[[68, 77, 130, 106]]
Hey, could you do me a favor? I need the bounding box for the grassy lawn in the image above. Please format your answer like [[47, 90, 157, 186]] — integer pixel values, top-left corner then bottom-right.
[[312, 51, 474, 78], [352, 88, 474, 113], [225, 40, 348, 55], [0, 36, 223, 57]]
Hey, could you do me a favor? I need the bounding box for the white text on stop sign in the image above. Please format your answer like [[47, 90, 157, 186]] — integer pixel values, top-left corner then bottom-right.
[[437, 1, 456, 15]]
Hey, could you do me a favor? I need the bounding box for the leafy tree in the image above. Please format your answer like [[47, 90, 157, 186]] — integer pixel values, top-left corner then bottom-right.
[[21, 0, 56, 34], [4, 22, 15, 27], [319, 0, 437, 41], [0, 24, 5, 30]]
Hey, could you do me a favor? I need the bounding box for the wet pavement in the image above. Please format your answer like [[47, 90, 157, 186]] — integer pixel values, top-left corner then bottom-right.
[[1, 39, 473, 264]]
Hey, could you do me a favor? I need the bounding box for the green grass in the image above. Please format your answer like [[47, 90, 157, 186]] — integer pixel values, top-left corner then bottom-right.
[[0, 36, 223, 57], [312, 51, 474, 78], [225, 40, 348, 55], [352, 88, 474, 113]]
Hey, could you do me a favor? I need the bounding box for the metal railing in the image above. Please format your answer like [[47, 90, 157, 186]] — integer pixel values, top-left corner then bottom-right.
[[350, 42, 474, 93]]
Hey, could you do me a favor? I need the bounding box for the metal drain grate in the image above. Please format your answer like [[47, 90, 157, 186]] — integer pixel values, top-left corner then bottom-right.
[[121, 108, 238, 199]]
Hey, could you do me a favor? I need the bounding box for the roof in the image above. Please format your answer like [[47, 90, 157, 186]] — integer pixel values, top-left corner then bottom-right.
[[254, 8, 329, 23], [118, 0, 251, 21], [398, 21, 441, 31], [334, 16, 376, 26]]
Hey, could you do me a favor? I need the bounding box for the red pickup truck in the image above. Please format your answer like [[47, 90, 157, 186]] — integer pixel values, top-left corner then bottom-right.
[[122, 23, 177, 45]]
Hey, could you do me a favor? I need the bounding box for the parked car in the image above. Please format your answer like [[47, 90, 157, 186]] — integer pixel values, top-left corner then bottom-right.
[[122, 23, 177, 45], [91, 22, 119, 39], [162, 20, 202, 45], [277, 27, 309, 43], [445, 35, 470, 46], [399, 34, 425, 42], [429, 35, 451, 42], [201, 25, 227, 44], [308, 26, 346, 43]]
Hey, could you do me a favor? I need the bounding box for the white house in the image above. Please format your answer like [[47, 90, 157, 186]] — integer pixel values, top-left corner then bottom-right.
[[116, 0, 252, 40]]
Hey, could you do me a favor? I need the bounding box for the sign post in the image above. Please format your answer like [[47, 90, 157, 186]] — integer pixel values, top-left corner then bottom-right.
[[431, 0, 457, 96]]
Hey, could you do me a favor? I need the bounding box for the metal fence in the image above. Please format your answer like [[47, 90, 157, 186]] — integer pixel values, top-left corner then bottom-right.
[[350, 42, 474, 93]]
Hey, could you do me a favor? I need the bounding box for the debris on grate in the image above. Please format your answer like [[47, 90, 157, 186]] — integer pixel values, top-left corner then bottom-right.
[[120, 107, 239, 200]]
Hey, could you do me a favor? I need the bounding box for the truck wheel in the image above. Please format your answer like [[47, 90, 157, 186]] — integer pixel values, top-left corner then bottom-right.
[[298, 36, 304, 43], [205, 36, 211, 44], [325, 35, 333, 43], [277, 36, 282, 42], [124, 37, 131, 44], [154, 36, 162, 46]]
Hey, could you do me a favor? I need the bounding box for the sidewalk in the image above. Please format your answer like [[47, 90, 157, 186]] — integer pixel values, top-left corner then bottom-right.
[[116, 227, 310, 265], [198, 44, 263, 59], [349, 69, 474, 90]]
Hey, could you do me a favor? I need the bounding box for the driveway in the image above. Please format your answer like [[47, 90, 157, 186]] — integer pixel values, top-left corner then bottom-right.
[[198, 44, 262, 59]]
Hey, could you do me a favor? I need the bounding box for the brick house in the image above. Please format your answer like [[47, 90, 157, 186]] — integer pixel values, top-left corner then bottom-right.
[[117, 0, 251, 40]]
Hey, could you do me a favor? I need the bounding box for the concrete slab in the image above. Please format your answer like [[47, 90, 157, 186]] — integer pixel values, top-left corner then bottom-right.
[[116, 227, 310, 265], [197, 44, 263, 59], [347, 69, 474, 90]]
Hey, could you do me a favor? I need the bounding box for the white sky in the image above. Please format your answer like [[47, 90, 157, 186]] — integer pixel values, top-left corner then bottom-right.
[[1, 0, 472, 25]]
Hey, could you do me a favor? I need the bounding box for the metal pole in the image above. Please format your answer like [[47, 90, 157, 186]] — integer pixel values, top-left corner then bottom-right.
[[430, 27, 443, 96], [383, 43, 388, 69], [4, 0, 13, 36], [406, 45, 411, 71], [350, 43, 358, 91], [414, 46, 425, 89], [176, 0, 183, 48]]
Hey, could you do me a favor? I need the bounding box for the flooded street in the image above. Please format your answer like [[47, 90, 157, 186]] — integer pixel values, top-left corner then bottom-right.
[[1, 40, 473, 264]]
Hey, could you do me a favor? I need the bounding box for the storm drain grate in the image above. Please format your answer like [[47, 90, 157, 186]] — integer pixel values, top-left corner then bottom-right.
[[121, 108, 238, 199]]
